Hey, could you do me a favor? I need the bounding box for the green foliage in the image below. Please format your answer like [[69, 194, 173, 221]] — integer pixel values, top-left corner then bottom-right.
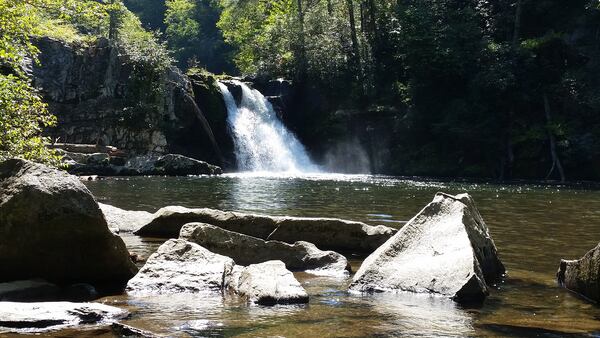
[[0, 0, 60, 164], [0, 74, 60, 164]]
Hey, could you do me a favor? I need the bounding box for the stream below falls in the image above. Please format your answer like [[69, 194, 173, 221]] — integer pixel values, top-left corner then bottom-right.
[[20, 173, 600, 337]]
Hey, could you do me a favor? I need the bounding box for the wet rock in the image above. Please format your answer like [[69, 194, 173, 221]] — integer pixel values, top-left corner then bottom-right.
[[350, 193, 505, 303], [126, 239, 235, 294], [0, 159, 138, 286], [62, 283, 99, 302], [136, 207, 395, 253], [111, 323, 159, 337], [124, 154, 222, 176], [99, 203, 153, 233], [234, 261, 309, 305], [0, 302, 127, 333], [557, 242, 600, 303], [180, 223, 350, 276], [0, 280, 60, 302]]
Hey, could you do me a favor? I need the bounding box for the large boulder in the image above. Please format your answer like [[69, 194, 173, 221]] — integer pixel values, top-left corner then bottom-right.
[[268, 217, 395, 253], [350, 193, 505, 303], [180, 223, 350, 276], [557, 242, 600, 303], [135, 206, 279, 239], [135, 206, 396, 253], [99, 203, 153, 233], [126, 239, 235, 294], [233, 261, 309, 305], [0, 301, 127, 333], [0, 159, 137, 286]]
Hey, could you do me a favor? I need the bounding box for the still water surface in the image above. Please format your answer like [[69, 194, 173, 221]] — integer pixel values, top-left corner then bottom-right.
[[79, 173, 600, 337]]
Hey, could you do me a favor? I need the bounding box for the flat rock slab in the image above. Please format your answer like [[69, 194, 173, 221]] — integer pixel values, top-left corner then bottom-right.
[[234, 261, 309, 305], [350, 193, 505, 303], [99, 203, 153, 233], [180, 223, 350, 276], [0, 159, 137, 286], [126, 239, 235, 295], [0, 301, 127, 333], [135, 206, 396, 253], [558, 242, 600, 303]]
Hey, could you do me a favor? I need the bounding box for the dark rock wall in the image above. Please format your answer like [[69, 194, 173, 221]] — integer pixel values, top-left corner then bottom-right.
[[33, 37, 227, 167]]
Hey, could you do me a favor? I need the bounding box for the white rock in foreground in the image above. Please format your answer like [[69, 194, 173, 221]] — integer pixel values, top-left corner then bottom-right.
[[350, 193, 504, 302], [0, 301, 127, 333], [234, 261, 309, 305], [126, 239, 235, 295], [99, 203, 153, 233]]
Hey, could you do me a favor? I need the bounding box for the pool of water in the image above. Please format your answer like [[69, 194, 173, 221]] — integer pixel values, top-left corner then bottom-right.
[[77, 173, 600, 337]]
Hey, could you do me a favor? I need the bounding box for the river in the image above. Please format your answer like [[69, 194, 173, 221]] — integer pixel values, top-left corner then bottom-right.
[[73, 173, 600, 337]]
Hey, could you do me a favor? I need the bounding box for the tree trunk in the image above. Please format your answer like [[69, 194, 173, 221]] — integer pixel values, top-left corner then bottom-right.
[[346, 0, 363, 92], [543, 92, 565, 182], [296, 0, 307, 80], [512, 0, 522, 49]]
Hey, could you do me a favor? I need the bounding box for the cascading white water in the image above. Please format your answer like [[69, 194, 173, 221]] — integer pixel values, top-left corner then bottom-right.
[[218, 80, 320, 173]]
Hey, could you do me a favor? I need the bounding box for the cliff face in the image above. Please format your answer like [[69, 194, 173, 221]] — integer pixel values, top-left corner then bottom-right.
[[32, 37, 227, 167]]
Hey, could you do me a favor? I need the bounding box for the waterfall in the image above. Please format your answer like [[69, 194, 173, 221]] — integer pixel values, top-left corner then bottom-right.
[[218, 80, 320, 173]]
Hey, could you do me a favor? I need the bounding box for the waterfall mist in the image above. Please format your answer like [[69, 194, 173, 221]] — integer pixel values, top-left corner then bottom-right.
[[218, 81, 320, 173], [323, 138, 372, 174]]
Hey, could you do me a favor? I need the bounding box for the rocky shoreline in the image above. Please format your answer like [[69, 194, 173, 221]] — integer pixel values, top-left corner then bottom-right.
[[1, 158, 599, 335]]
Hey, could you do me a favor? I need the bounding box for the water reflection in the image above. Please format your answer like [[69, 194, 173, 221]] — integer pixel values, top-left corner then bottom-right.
[[83, 174, 600, 337]]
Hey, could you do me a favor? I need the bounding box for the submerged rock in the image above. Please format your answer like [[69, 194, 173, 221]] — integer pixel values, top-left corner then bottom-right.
[[126, 239, 235, 294], [0, 301, 127, 333], [0, 159, 137, 286], [234, 261, 309, 305], [557, 242, 600, 303], [99, 203, 153, 233], [350, 193, 505, 303], [0, 280, 60, 302], [136, 206, 395, 253], [180, 223, 350, 276], [110, 322, 159, 337]]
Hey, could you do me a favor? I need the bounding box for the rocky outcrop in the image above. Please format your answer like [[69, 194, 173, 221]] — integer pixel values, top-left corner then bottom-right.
[[180, 223, 350, 276], [0, 302, 127, 333], [135, 206, 396, 253], [233, 261, 309, 305], [557, 242, 600, 303], [99, 203, 153, 233], [350, 193, 505, 303], [65, 153, 222, 176], [0, 159, 138, 286], [126, 239, 235, 294], [123, 154, 222, 176], [33, 36, 225, 166]]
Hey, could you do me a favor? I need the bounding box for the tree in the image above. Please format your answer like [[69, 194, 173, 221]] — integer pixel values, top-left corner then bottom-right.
[[0, 0, 59, 164], [165, 0, 200, 67]]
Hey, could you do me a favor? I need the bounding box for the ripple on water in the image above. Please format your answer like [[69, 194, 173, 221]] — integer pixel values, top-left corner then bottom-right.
[[81, 175, 600, 337]]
